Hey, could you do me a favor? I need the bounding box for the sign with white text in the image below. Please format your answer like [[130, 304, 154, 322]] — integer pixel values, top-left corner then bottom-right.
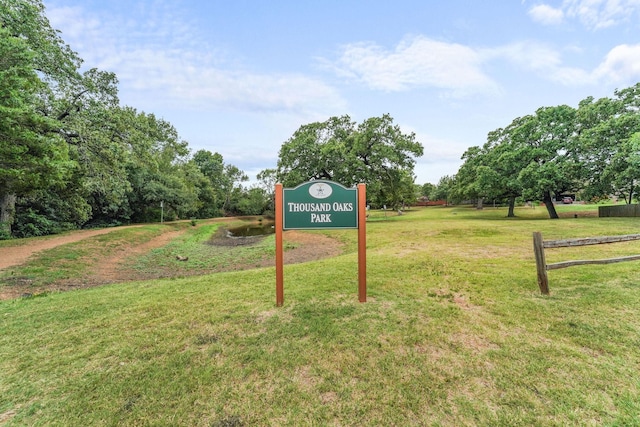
[[275, 181, 366, 306], [282, 180, 358, 229]]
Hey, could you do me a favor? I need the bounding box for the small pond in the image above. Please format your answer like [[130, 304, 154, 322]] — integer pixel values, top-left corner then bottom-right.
[[208, 220, 276, 247], [226, 221, 275, 238]]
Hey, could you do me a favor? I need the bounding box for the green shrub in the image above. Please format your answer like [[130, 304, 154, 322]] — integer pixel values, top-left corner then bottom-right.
[[0, 221, 11, 240], [12, 208, 73, 238]]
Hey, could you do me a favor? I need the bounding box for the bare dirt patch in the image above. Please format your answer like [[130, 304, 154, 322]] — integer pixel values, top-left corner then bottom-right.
[[283, 230, 344, 264], [0, 409, 16, 424], [90, 228, 187, 283], [0, 227, 140, 270], [0, 226, 343, 300]]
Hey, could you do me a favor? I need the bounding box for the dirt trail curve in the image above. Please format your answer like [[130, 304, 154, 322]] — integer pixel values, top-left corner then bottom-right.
[[0, 223, 342, 272], [0, 226, 141, 270], [0, 222, 343, 300]]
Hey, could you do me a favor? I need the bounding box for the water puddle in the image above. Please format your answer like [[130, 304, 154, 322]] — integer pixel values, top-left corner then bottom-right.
[[226, 221, 275, 237], [209, 220, 275, 246]]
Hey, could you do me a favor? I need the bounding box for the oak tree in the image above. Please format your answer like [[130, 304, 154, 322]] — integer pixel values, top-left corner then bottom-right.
[[277, 114, 423, 208]]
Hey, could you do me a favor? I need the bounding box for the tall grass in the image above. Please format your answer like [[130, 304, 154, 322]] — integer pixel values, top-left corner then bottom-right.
[[1, 205, 639, 426]]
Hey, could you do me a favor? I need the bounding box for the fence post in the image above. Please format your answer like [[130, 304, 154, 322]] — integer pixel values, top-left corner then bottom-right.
[[533, 232, 549, 295]]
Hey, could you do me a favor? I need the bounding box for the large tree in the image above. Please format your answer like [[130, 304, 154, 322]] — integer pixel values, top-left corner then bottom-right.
[[1, 0, 119, 235], [420, 182, 436, 199], [453, 105, 579, 219], [576, 84, 640, 203], [2, 0, 259, 236], [1, 0, 80, 86], [451, 123, 526, 216], [191, 150, 249, 217], [123, 111, 198, 222], [276, 114, 423, 208], [431, 175, 455, 204], [450, 145, 486, 207], [472, 117, 530, 216], [0, 25, 71, 236], [601, 132, 640, 204], [277, 115, 354, 185], [256, 168, 278, 213], [507, 106, 578, 219]]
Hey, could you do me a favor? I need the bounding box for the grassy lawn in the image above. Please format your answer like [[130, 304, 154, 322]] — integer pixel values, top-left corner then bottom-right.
[[1, 205, 639, 426]]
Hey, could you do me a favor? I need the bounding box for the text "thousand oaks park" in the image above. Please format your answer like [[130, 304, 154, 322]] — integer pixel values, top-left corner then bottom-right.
[[286, 202, 354, 223]]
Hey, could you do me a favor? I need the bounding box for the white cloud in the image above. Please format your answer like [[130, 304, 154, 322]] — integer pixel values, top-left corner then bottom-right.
[[328, 32, 640, 96], [485, 41, 563, 71], [530, 0, 640, 30], [593, 44, 640, 82], [104, 47, 345, 114], [482, 41, 593, 84], [488, 40, 640, 85], [46, 3, 346, 116], [565, 0, 640, 29], [528, 4, 565, 25], [326, 36, 500, 96]]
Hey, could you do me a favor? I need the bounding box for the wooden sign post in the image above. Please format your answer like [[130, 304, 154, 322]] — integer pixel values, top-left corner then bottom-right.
[[275, 181, 366, 306]]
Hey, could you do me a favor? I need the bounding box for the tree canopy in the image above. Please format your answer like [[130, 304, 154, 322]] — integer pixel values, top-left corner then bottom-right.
[[0, 0, 261, 237], [451, 83, 640, 218], [275, 114, 424, 208], [0, 23, 72, 236]]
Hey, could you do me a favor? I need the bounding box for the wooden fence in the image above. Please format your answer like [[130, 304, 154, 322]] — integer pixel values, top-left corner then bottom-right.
[[533, 232, 640, 294], [599, 204, 640, 217]]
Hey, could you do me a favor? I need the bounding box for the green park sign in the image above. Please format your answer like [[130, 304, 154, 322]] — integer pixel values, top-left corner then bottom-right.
[[282, 180, 358, 230], [275, 180, 366, 306]]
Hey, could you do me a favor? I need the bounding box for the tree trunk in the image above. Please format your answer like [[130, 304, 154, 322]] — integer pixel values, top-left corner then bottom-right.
[[542, 190, 559, 219], [476, 198, 483, 210], [507, 196, 516, 218], [0, 193, 17, 237]]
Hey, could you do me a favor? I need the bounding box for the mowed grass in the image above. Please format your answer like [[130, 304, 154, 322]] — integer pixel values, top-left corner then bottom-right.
[[1, 205, 640, 426]]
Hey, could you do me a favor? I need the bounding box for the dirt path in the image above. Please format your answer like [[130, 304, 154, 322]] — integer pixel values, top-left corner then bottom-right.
[[89, 228, 187, 283], [80, 229, 342, 285], [0, 224, 344, 300], [0, 227, 141, 270]]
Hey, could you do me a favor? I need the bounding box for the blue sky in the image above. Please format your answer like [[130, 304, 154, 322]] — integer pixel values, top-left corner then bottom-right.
[[44, 0, 640, 185]]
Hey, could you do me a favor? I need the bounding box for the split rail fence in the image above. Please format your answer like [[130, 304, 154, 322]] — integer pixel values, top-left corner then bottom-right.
[[533, 232, 640, 294]]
